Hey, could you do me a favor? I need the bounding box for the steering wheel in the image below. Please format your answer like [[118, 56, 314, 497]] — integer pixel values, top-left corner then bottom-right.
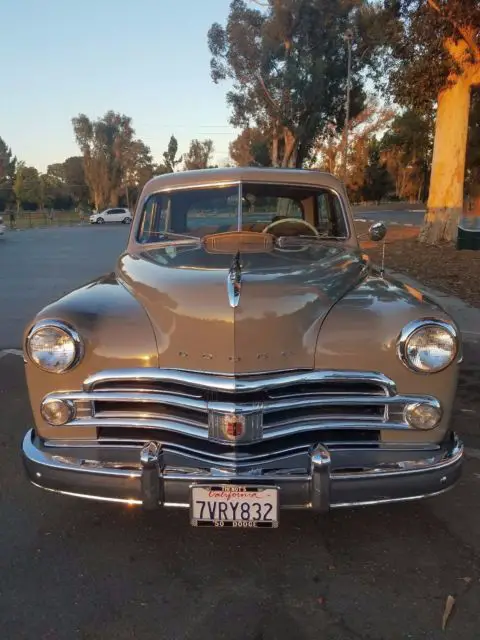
[[262, 217, 320, 237]]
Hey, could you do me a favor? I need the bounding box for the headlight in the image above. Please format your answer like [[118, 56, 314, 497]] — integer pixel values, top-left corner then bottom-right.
[[26, 320, 83, 373], [397, 319, 459, 373]]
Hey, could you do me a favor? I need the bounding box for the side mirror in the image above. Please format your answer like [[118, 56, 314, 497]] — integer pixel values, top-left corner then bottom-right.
[[368, 222, 387, 242]]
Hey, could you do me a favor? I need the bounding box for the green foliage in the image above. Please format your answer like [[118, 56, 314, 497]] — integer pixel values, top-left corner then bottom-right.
[[466, 88, 480, 198], [162, 135, 183, 173], [361, 139, 394, 202], [0, 137, 17, 209], [208, 0, 384, 166], [72, 110, 152, 210], [380, 109, 433, 200], [229, 127, 271, 166], [46, 156, 89, 208], [184, 139, 214, 170], [13, 163, 41, 209], [384, 0, 480, 111]]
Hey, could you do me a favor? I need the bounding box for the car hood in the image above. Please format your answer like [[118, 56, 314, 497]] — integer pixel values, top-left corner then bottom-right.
[[117, 242, 367, 374]]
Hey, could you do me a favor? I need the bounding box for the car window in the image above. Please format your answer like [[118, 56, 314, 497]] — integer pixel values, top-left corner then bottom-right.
[[137, 183, 347, 243]]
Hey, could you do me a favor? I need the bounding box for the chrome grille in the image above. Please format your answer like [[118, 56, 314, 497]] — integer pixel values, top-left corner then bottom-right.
[[85, 369, 391, 437], [40, 368, 443, 446]]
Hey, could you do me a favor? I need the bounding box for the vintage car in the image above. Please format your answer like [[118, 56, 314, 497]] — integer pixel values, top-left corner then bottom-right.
[[22, 167, 463, 528]]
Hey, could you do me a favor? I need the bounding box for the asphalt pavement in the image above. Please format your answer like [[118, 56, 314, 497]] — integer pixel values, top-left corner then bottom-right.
[[0, 225, 130, 349], [353, 208, 425, 227]]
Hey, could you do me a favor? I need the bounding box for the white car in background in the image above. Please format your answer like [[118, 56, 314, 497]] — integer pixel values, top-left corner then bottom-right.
[[89, 207, 132, 224], [0, 215, 6, 237]]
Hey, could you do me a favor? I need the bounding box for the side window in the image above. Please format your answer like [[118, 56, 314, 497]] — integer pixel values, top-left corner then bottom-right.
[[137, 195, 170, 243], [316, 191, 347, 237]]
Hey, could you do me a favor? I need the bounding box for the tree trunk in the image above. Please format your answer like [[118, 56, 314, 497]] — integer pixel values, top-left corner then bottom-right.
[[419, 75, 472, 244], [282, 129, 298, 167], [271, 133, 279, 167]]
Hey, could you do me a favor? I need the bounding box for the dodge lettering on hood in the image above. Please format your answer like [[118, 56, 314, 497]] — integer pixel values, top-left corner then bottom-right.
[[22, 168, 463, 528]]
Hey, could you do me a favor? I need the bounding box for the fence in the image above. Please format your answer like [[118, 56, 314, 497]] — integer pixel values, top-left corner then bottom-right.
[[3, 209, 88, 230]]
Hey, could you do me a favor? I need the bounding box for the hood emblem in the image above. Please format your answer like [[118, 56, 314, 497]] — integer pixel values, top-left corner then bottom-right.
[[208, 407, 264, 444], [227, 251, 242, 308]]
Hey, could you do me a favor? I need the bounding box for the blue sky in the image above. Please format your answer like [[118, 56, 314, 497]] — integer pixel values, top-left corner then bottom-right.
[[1, 0, 236, 171]]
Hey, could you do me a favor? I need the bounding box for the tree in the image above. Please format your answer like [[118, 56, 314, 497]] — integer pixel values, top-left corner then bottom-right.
[[122, 139, 154, 208], [72, 111, 138, 210], [380, 109, 434, 201], [361, 139, 394, 202], [0, 137, 17, 210], [229, 127, 271, 166], [466, 88, 480, 210], [313, 100, 394, 179], [162, 135, 183, 173], [46, 156, 89, 208], [385, 1, 480, 243], [13, 163, 41, 211], [184, 139, 214, 170], [208, 0, 381, 167]]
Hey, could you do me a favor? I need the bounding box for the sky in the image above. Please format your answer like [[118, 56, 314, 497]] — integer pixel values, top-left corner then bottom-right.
[[1, 0, 237, 172]]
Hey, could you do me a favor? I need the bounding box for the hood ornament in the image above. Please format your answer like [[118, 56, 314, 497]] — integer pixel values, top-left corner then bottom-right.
[[227, 251, 242, 308]]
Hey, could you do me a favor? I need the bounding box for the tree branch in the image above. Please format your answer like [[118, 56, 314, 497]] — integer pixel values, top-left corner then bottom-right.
[[426, 0, 480, 64], [257, 73, 282, 118]]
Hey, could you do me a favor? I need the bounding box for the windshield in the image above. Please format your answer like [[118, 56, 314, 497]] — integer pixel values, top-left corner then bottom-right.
[[136, 182, 348, 244]]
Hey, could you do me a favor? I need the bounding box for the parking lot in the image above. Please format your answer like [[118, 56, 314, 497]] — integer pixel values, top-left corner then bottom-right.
[[1, 225, 480, 639]]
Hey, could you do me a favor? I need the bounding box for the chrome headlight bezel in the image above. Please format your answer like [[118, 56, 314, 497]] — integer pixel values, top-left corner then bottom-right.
[[25, 320, 84, 374], [397, 318, 459, 374]]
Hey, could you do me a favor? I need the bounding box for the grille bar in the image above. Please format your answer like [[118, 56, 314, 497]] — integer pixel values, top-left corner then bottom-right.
[[84, 368, 397, 396], [41, 369, 442, 444]]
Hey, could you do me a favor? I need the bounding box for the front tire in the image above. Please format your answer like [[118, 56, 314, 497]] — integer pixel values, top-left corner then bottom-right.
[[96, 217, 104, 224]]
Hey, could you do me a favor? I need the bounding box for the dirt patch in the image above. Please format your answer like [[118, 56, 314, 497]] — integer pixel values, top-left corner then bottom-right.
[[356, 222, 480, 308]]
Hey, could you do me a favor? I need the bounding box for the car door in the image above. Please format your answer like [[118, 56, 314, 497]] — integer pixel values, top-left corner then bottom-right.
[[105, 208, 119, 222], [113, 208, 127, 222]]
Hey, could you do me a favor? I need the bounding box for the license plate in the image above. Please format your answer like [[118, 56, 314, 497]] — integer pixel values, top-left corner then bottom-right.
[[190, 485, 279, 528]]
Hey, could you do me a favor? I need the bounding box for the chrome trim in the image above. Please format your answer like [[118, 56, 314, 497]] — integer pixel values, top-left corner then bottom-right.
[[25, 319, 84, 374], [58, 417, 408, 439], [23, 430, 464, 511], [83, 368, 398, 395], [43, 387, 441, 435], [330, 486, 455, 509], [227, 251, 242, 308], [25, 430, 462, 477], [396, 318, 459, 374], [237, 181, 242, 230], [31, 485, 143, 506], [43, 439, 441, 451]]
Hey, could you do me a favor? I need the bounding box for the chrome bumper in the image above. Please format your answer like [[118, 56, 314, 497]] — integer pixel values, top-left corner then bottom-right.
[[22, 430, 464, 511]]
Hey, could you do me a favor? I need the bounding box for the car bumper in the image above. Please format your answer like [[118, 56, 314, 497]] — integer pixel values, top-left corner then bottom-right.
[[22, 429, 464, 511]]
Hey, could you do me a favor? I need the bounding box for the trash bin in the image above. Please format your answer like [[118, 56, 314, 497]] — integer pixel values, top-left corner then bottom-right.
[[457, 216, 480, 250]]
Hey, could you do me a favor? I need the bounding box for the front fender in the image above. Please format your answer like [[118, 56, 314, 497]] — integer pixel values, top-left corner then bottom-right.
[[24, 272, 158, 440], [315, 275, 460, 444]]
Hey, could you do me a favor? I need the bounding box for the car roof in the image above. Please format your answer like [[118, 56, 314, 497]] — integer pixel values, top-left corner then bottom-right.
[[141, 167, 346, 199]]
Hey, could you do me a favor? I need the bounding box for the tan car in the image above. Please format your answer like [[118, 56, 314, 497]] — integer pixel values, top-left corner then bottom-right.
[[22, 168, 463, 528]]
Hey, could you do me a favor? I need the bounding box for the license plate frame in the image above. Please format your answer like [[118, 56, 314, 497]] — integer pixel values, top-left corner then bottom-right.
[[190, 484, 279, 528]]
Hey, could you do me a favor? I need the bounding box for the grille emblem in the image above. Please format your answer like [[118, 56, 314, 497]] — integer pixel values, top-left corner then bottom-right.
[[208, 407, 263, 444], [227, 251, 242, 308]]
